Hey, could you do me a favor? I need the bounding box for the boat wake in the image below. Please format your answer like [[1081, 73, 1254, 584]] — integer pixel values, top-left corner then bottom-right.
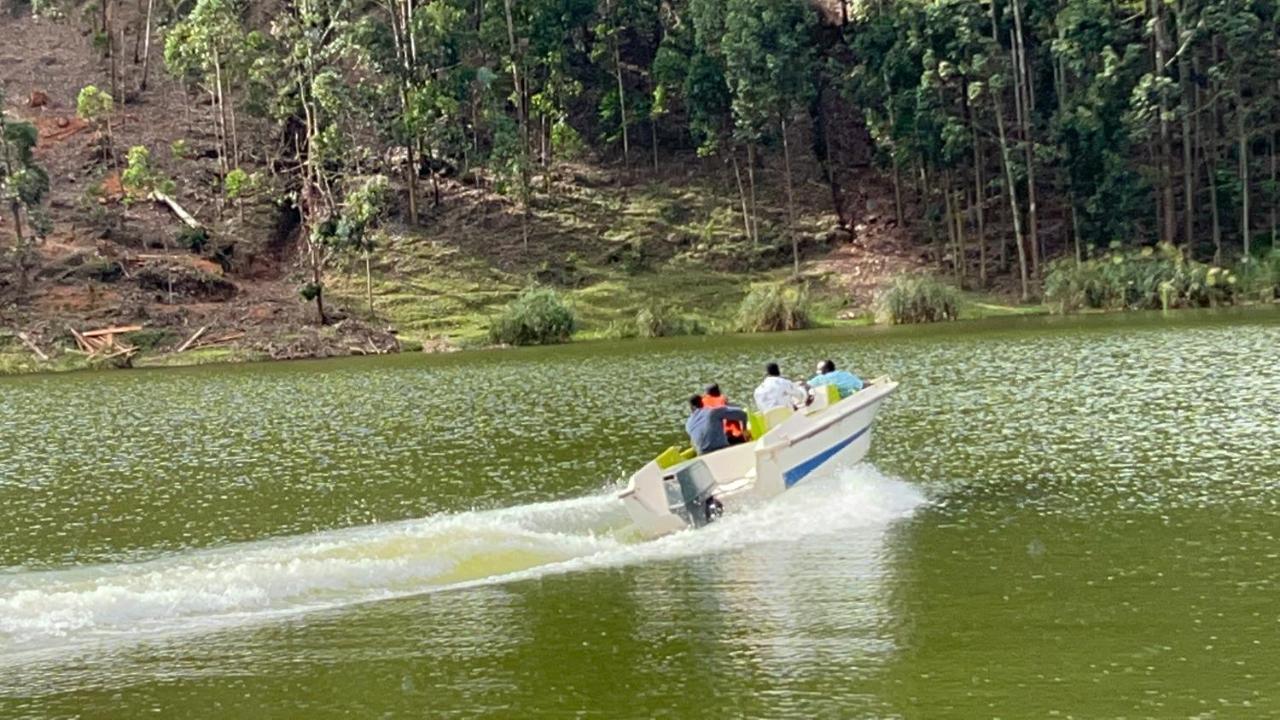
[[0, 465, 925, 661]]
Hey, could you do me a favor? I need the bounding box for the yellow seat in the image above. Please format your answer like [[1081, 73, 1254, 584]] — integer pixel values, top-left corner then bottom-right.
[[655, 446, 682, 469], [679, 447, 697, 460], [763, 406, 793, 430], [826, 383, 842, 404]]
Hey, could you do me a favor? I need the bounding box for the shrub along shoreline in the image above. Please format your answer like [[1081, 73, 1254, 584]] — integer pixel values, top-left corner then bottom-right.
[[1043, 244, 1280, 313], [3, 251, 1276, 373], [485, 244, 1280, 347]]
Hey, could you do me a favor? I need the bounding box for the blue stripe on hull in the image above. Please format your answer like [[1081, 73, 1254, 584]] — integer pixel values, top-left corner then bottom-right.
[[782, 424, 871, 488]]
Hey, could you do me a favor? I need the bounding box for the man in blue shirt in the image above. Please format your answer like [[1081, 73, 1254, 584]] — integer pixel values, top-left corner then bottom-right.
[[808, 359, 864, 399], [685, 395, 749, 455]]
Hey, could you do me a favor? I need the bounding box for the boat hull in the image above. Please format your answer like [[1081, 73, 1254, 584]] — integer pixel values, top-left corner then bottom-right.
[[619, 379, 897, 537]]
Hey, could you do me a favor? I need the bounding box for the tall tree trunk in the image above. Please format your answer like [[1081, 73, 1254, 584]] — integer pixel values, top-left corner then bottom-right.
[[213, 47, 230, 177], [311, 257, 326, 324], [1010, 0, 1039, 278], [746, 141, 760, 245], [781, 118, 799, 277], [365, 250, 374, 314], [10, 202, 23, 250], [611, 10, 630, 171], [891, 159, 904, 227], [1177, 1, 1195, 249], [1271, 130, 1277, 246], [540, 111, 548, 168], [1207, 143, 1222, 264], [132, 0, 143, 63], [1151, 0, 1176, 244], [1054, 47, 1081, 265], [501, 0, 531, 252], [104, 113, 115, 168], [405, 135, 419, 224], [1273, 79, 1280, 246], [388, 0, 419, 225], [648, 77, 659, 172], [922, 164, 940, 260], [732, 151, 752, 241], [1, 113, 23, 249], [1238, 90, 1250, 257], [139, 0, 155, 91], [813, 86, 844, 225], [956, 190, 967, 286], [886, 91, 904, 226], [1071, 204, 1082, 264], [992, 0, 1029, 299], [106, 0, 119, 103], [967, 83, 986, 286], [227, 100, 240, 171]]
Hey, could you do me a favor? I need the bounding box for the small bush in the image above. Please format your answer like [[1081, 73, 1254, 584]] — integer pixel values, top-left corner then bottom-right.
[[1044, 243, 1237, 313], [121, 145, 174, 201], [604, 301, 706, 338], [631, 302, 705, 338], [621, 244, 650, 275], [176, 226, 210, 253], [488, 287, 577, 345], [128, 328, 177, 351], [1235, 250, 1280, 301], [875, 274, 960, 324], [735, 283, 813, 333]]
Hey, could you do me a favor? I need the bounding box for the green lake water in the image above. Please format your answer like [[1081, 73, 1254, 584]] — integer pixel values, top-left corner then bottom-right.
[[1, 309, 1278, 718]]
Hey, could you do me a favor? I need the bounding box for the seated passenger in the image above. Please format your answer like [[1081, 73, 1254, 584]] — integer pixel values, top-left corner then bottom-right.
[[701, 383, 727, 408], [808, 359, 865, 399], [753, 362, 807, 411], [685, 395, 749, 455], [702, 383, 747, 445]]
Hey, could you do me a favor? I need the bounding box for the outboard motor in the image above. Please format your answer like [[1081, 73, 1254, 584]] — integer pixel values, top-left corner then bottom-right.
[[662, 460, 722, 528]]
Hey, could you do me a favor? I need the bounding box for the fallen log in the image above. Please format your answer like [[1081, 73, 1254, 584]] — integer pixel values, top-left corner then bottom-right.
[[16, 332, 49, 361], [81, 325, 144, 337], [176, 325, 208, 353], [151, 191, 202, 229], [197, 331, 245, 347], [99, 346, 137, 361], [67, 327, 91, 353]]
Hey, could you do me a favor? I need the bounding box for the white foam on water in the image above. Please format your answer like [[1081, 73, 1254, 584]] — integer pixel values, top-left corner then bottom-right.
[[0, 465, 925, 661]]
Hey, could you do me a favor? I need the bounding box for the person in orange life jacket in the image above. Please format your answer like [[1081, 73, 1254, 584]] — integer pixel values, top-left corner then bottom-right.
[[701, 384, 748, 445], [685, 395, 749, 455]]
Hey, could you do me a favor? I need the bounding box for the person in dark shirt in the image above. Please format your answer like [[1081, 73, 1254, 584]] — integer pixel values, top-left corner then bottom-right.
[[685, 395, 749, 455], [700, 383, 747, 445]]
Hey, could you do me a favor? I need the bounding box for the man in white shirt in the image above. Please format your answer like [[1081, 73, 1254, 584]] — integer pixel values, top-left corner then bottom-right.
[[753, 362, 808, 411]]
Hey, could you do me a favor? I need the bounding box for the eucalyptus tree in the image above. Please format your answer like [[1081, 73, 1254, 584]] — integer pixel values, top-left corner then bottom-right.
[[1, 90, 51, 296], [1202, 0, 1278, 258], [164, 0, 259, 175], [721, 0, 814, 274], [269, 0, 362, 323], [76, 85, 116, 165], [593, 0, 658, 171], [352, 0, 468, 222]]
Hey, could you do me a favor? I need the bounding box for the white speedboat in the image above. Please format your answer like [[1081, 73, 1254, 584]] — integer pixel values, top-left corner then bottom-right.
[[619, 378, 898, 537]]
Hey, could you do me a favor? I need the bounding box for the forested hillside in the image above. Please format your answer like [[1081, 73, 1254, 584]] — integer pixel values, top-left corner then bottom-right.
[[1, 0, 1277, 363]]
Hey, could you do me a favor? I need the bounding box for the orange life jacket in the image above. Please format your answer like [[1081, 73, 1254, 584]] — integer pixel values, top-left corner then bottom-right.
[[701, 394, 727, 408]]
